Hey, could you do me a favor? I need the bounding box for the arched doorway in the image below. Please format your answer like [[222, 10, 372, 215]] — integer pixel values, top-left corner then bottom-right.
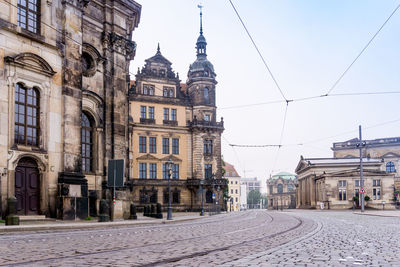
[[15, 157, 40, 215]]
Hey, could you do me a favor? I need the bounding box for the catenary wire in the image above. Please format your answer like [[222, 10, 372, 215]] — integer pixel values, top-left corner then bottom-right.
[[325, 2, 400, 95], [228, 0, 288, 101]]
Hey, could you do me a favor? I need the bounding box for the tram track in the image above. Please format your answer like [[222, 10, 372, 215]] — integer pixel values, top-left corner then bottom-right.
[[1, 211, 310, 267]]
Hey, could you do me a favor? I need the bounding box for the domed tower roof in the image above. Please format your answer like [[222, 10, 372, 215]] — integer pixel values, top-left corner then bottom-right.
[[187, 5, 216, 84]]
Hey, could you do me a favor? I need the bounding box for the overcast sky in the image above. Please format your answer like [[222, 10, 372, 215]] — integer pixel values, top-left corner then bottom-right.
[[130, 0, 400, 192]]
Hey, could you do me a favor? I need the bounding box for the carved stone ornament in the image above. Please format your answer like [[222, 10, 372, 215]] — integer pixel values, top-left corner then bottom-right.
[[102, 32, 137, 58]]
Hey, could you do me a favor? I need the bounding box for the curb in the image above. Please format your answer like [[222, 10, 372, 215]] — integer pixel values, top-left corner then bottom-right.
[[353, 212, 400, 218], [0, 215, 205, 234]]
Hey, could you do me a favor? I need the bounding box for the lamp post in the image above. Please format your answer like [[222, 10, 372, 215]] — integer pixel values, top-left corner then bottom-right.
[[216, 185, 220, 213], [200, 179, 204, 216], [166, 159, 173, 220]]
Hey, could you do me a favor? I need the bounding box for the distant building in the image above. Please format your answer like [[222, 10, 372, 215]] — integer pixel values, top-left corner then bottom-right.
[[296, 136, 400, 210], [241, 177, 261, 208], [267, 172, 296, 209], [240, 183, 247, 210], [241, 177, 261, 193], [224, 162, 241, 211]]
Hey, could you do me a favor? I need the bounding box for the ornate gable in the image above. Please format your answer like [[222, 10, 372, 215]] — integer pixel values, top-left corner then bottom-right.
[[5, 53, 56, 77]]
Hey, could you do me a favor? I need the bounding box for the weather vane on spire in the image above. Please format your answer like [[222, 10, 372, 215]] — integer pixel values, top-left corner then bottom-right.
[[198, 3, 203, 35]]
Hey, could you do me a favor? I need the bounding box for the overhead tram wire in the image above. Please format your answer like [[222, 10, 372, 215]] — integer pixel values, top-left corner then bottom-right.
[[219, 91, 400, 110], [325, 2, 400, 96], [228, 0, 288, 102], [228, 116, 400, 149]]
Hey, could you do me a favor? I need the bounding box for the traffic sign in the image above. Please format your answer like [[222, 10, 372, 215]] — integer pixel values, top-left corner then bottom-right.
[[212, 193, 215, 199], [360, 187, 366, 194]]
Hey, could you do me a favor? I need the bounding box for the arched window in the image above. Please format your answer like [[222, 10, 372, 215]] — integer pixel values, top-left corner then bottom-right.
[[168, 89, 174, 97], [163, 88, 168, 97], [204, 87, 209, 104], [15, 83, 40, 146], [386, 162, 396, 173], [277, 184, 283, 194], [206, 190, 213, 203], [82, 112, 94, 172]]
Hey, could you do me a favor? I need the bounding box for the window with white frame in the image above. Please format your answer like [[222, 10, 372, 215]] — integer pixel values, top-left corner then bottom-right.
[[338, 180, 347, 201], [373, 179, 381, 200]]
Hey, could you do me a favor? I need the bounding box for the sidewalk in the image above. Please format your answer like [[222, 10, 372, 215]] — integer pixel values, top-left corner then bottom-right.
[[353, 210, 400, 218], [0, 212, 205, 234]]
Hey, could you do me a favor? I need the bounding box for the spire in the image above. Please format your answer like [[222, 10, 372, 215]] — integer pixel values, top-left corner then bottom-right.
[[198, 4, 203, 35], [156, 43, 161, 55], [196, 4, 207, 57]]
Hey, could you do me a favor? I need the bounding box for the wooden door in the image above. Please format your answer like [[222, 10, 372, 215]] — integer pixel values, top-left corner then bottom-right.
[[15, 158, 40, 215]]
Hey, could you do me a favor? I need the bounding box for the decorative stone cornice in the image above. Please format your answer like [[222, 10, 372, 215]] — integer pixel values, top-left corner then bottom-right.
[[102, 32, 136, 59]]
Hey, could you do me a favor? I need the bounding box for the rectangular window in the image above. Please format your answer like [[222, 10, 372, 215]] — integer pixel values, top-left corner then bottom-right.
[[139, 136, 146, 153], [235, 189, 238, 194], [162, 138, 169, 154], [205, 114, 210, 121], [140, 106, 147, 119], [163, 163, 168, 179], [205, 164, 212, 179], [269, 185, 273, 194], [355, 180, 360, 187], [172, 164, 179, 179], [17, 0, 39, 34], [172, 138, 179, 154], [149, 163, 157, 179], [149, 137, 156, 153], [139, 163, 147, 179], [338, 180, 347, 201], [163, 108, 169, 121], [373, 179, 381, 187], [339, 189, 347, 201], [171, 109, 177, 121], [373, 179, 381, 200], [204, 139, 213, 155], [231, 189, 233, 194], [148, 107, 155, 119]]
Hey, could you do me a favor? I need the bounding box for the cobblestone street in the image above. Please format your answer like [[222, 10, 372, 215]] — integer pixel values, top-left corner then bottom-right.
[[0, 210, 399, 266]]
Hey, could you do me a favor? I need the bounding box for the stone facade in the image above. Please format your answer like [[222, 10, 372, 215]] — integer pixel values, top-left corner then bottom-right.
[[267, 172, 296, 209], [296, 136, 400, 210], [127, 15, 225, 212], [0, 0, 141, 219]]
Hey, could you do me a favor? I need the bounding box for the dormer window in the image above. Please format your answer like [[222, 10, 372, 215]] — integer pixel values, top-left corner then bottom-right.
[[159, 69, 166, 77], [152, 69, 157, 75], [204, 70, 209, 77], [163, 87, 174, 98], [204, 114, 210, 121], [143, 84, 155, 96]]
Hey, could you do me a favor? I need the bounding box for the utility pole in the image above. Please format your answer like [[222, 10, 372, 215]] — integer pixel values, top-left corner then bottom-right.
[[357, 125, 366, 212]]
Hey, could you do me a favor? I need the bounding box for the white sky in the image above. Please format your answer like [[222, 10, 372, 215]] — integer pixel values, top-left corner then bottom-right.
[[130, 0, 400, 192]]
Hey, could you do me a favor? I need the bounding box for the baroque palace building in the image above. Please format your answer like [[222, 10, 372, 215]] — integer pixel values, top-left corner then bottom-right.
[[0, 0, 141, 219], [296, 137, 400, 210], [127, 12, 225, 212], [267, 172, 296, 210]]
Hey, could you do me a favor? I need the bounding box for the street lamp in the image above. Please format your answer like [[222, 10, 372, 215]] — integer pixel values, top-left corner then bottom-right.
[[200, 179, 204, 216], [166, 158, 173, 220]]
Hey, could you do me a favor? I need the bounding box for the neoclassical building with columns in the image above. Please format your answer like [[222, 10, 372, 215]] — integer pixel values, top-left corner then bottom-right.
[[0, 0, 141, 219], [296, 137, 400, 210]]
